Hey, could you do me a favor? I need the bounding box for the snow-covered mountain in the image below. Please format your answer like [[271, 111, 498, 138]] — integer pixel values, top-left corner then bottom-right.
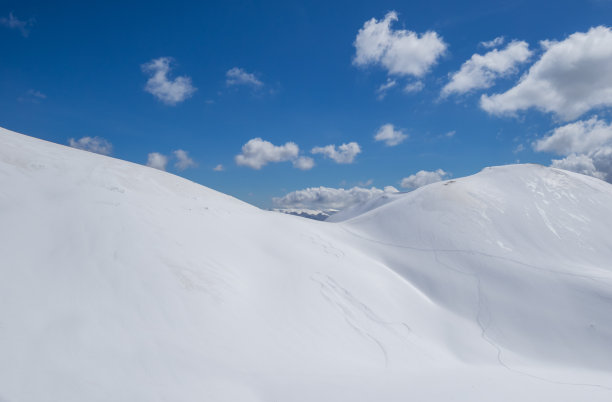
[[271, 207, 339, 221], [1, 126, 612, 402]]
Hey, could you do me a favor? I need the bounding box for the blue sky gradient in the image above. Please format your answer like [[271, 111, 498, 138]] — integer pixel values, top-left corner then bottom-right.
[[2, 0, 612, 207]]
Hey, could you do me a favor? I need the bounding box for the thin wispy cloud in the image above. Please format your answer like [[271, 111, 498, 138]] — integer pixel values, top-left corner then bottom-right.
[[18, 89, 46, 103], [403, 81, 424, 93], [0, 12, 34, 37], [376, 78, 397, 100], [141, 57, 196, 105], [226, 67, 263, 88], [480, 36, 505, 48]]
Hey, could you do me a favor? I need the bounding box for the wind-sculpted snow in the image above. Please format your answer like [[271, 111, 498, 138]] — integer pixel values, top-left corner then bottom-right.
[[1, 127, 612, 401]]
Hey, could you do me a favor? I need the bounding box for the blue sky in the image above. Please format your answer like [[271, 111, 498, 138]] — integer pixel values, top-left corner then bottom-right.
[[2, 0, 612, 208]]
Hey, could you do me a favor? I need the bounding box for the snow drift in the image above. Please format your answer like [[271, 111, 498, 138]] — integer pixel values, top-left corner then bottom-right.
[[1, 126, 612, 402]]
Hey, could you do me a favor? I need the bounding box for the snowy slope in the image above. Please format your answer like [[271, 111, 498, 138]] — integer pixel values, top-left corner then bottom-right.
[[326, 191, 404, 222], [340, 165, 612, 369], [1, 127, 612, 402]]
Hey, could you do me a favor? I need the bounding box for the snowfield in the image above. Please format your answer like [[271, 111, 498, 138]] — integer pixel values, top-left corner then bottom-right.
[[1, 126, 612, 402]]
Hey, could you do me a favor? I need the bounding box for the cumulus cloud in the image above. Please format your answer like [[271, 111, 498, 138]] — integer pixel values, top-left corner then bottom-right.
[[226, 67, 263, 87], [146, 152, 168, 171], [533, 116, 612, 181], [442, 40, 532, 97], [534, 116, 612, 155], [551, 154, 607, 180], [68, 136, 113, 155], [311, 142, 361, 164], [0, 12, 34, 37], [235, 138, 311, 170], [374, 123, 408, 146], [480, 26, 612, 121], [400, 169, 449, 189], [173, 149, 197, 171], [213, 164, 224, 171], [480, 36, 505, 48], [141, 57, 196, 105], [353, 11, 447, 78], [273, 185, 399, 210], [292, 156, 315, 170]]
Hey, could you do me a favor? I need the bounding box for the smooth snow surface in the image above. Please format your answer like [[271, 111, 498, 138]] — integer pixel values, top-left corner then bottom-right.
[[1, 126, 612, 402]]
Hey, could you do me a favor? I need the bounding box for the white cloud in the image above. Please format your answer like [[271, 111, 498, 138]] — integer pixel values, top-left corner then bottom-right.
[[311, 142, 361, 164], [147, 152, 168, 171], [213, 164, 224, 171], [533, 116, 612, 181], [403, 81, 424, 93], [353, 11, 447, 78], [292, 156, 315, 170], [533, 116, 612, 155], [400, 169, 449, 189], [376, 78, 397, 99], [235, 138, 301, 169], [374, 123, 408, 146], [141, 57, 196, 105], [68, 136, 113, 155], [226, 67, 263, 87], [173, 149, 197, 171], [480, 36, 505, 48], [442, 40, 531, 97], [551, 154, 607, 180], [273, 185, 398, 210], [0, 12, 33, 37], [445, 130, 456, 138], [481, 26, 612, 121]]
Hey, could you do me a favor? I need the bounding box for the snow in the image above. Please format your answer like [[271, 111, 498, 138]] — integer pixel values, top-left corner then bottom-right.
[[271, 207, 339, 221], [1, 126, 612, 401], [326, 191, 403, 222]]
